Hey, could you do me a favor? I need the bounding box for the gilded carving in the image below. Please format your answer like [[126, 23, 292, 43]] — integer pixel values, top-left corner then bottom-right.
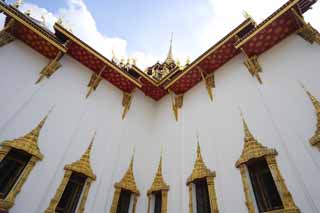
[[170, 92, 184, 121], [301, 84, 320, 150], [36, 52, 63, 84], [241, 48, 263, 84], [292, 9, 320, 45], [122, 92, 132, 120], [86, 66, 106, 98], [186, 141, 219, 213], [236, 113, 299, 213], [110, 151, 140, 213], [198, 67, 215, 101], [0, 112, 49, 211], [0, 19, 15, 47], [45, 135, 96, 213], [147, 154, 170, 213]]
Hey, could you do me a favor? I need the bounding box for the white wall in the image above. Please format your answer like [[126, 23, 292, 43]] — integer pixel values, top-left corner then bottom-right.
[[0, 34, 320, 213]]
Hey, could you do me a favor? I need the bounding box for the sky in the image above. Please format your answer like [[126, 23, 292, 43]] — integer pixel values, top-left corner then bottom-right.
[[1, 0, 320, 68]]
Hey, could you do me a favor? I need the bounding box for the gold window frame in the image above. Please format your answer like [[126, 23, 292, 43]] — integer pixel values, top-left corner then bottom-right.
[[186, 142, 219, 213], [0, 114, 48, 211], [236, 115, 299, 213]]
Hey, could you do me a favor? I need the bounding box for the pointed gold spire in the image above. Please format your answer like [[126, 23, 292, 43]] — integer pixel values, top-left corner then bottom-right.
[[300, 83, 320, 149], [115, 148, 140, 195], [147, 151, 169, 195], [187, 135, 215, 184], [236, 111, 277, 167], [122, 92, 132, 120], [65, 132, 96, 180], [165, 33, 174, 64], [1, 109, 53, 160]]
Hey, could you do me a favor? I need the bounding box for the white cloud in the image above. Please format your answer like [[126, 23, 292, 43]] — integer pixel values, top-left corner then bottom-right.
[[199, 0, 320, 49], [16, 0, 157, 69]]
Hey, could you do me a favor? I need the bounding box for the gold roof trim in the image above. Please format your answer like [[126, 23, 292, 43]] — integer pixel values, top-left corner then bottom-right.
[[65, 133, 96, 180], [235, 113, 277, 167], [147, 154, 169, 195], [114, 151, 140, 195], [187, 141, 215, 185], [165, 18, 255, 90], [235, 0, 300, 48], [0, 2, 66, 52], [53, 23, 142, 88], [1, 111, 50, 160], [301, 84, 320, 147]]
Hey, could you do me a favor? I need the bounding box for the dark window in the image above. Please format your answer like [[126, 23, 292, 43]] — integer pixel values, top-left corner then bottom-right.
[[0, 149, 31, 199], [195, 179, 211, 213], [247, 158, 283, 212], [154, 191, 162, 213], [116, 189, 132, 213], [56, 173, 86, 213]]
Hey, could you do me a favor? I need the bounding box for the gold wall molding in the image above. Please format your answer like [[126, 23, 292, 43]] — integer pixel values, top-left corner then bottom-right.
[[86, 66, 106, 98], [241, 48, 263, 84], [198, 67, 215, 101], [301, 84, 320, 150], [236, 113, 299, 213], [45, 135, 96, 213], [35, 52, 64, 84], [170, 92, 184, 121], [0, 112, 49, 211], [292, 9, 320, 45], [186, 141, 219, 213], [110, 151, 140, 213], [147, 154, 170, 213], [122, 92, 133, 120]]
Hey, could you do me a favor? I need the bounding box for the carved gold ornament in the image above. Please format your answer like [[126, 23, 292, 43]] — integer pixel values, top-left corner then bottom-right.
[[86, 66, 106, 98], [36, 52, 64, 84], [301, 84, 320, 150], [45, 134, 96, 213], [0, 19, 15, 47], [198, 67, 215, 101], [292, 9, 320, 45], [186, 141, 219, 213], [147, 154, 169, 213], [0, 112, 50, 211], [110, 151, 140, 213], [241, 48, 263, 84], [122, 92, 133, 120], [236, 112, 299, 213], [170, 92, 183, 121]]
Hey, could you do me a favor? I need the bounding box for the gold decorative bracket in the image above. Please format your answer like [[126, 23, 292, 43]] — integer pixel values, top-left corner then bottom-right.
[[241, 48, 263, 84], [86, 66, 106, 98], [170, 91, 183, 121], [0, 19, 16, 47], [122, 92, 133, 120], [198, 67, 215, 101], [35, 52, 64, 84], [300, 83, 320, 150], [292, 9, 320, 45]]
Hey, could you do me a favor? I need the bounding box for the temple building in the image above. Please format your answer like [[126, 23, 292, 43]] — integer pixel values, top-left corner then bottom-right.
[[1, 0, 320, 212]]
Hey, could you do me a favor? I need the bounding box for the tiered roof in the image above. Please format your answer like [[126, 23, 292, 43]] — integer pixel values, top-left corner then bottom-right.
[[0, 0, 317, 101]]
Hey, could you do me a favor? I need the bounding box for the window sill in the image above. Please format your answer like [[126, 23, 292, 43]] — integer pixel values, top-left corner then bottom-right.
[[263, 207, 300, 213]]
